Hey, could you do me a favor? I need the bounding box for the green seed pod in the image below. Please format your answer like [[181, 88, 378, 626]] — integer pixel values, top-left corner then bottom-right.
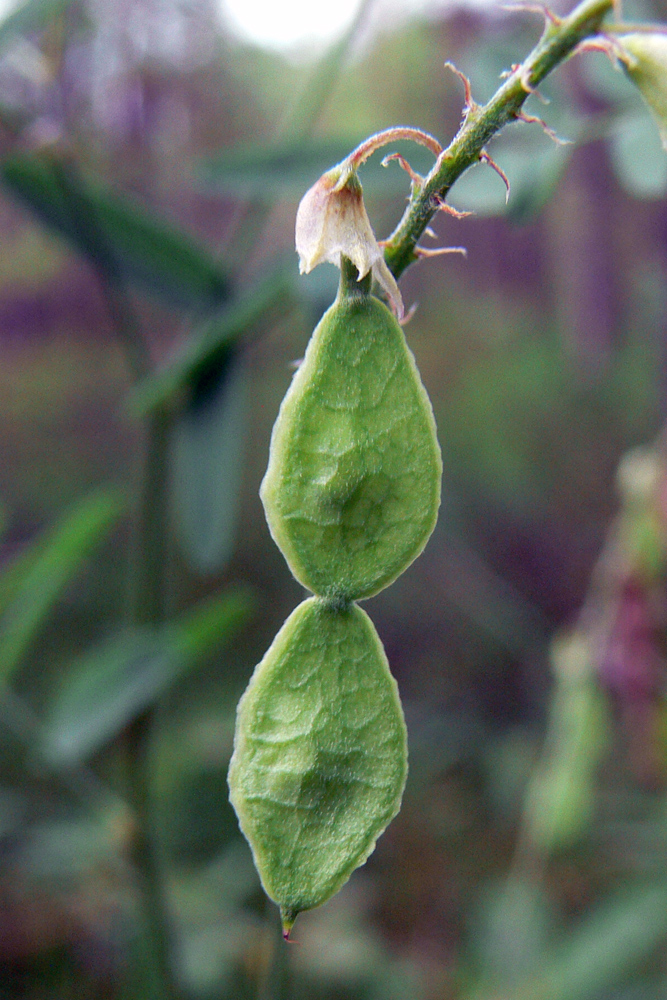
[[228, 597, 407, 934], [260, 291, 442, 601]]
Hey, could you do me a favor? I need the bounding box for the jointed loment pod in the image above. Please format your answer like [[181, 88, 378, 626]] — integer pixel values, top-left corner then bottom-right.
[[229, 142, 443, 936], [228, 597, 408, 936], [260, 285, 442, 602]]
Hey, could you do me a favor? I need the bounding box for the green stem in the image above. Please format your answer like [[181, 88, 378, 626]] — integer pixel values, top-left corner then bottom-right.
[[384, 0, 614, 278], [339, 255, 372, 300], [124, 407, 180, 1000], [132, 410, 171, 625], [256, 903, 293, 1000], [51, 154, 178, 998], [125, 709, 178, 1000]]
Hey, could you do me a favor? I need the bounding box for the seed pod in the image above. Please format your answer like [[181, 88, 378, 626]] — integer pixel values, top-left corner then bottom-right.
[[228, 597, 408, 935], [260, 292, 442, 601]]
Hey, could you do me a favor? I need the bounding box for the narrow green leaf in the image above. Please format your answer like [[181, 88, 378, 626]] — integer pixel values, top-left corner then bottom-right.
[[171, 586, 253, 663], [202, 139, 364, 196], [0, 489, 124, 688], [171, 351, 249, 574], [1, 153, 230, 309], [0, 544, 41, 621], [540, 884, 667, 1000], [470, 883, 667, 1000], [128, 262, 294, 416], [42, 588, 253, 764]]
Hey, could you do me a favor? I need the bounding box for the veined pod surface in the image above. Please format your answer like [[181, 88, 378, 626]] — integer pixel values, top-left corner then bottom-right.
[[260, 292, 442, 601], [228, 597, 407, 932]]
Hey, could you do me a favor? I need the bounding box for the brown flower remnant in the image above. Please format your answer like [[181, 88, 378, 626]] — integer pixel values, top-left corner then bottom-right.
[[296, 162, 404, 318]]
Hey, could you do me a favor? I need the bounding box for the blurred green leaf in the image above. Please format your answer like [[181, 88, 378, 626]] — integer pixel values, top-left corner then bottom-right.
[[0, 543, 41, 621], [450, 130, 572, 219], [449, 158, 510, 216], [471, 877, 557, 984], [524, 671, 611, 851], [42, 588, 253, 764], [1, 153, 230, 309], [539, 883, 667, 1000], [202, 138, 361, 196], [506, 141, 572, 224], [470, 883, 667, 1000], [0, 489, 124, 688], [170, 587, 253, 661], [129, 261, 294, 415], [0, 0, 75, 46], [610, 110, 667, 199], [202, 138, 438, 198], [171, 351, 249, 575]]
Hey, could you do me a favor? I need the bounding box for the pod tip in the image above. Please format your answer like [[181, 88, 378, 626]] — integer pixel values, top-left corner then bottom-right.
[[280, 907, 298, 941]]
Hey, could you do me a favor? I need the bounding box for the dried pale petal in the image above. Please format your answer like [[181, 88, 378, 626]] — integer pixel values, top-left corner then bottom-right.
[[619, 33, 667, 151], [295, 167, 404, 317], [372, 256, 404, 320], [295, 170, 378, 277], [294, 170, 341, 273]]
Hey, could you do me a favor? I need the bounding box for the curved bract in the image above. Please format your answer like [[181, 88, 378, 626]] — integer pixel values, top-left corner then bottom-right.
[[260, 293, 442, 601], [228, 598, 407, 931]]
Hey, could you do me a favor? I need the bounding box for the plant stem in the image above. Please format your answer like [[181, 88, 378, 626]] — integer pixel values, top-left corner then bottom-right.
[[132, 410, 171, 626], [256, 903, 293, 1000], [124, 406, 181, 1000], [53, 153, 178, 999], [384, 0, 615, 278], [339, 255, 372, 299]]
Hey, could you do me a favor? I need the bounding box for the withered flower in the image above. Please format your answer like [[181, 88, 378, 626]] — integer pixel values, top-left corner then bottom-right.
[[295, 162, 404, 318]]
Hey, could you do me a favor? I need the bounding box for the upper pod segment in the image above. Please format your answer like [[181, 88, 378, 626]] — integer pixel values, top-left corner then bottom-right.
[[260, 292, 442, 601]]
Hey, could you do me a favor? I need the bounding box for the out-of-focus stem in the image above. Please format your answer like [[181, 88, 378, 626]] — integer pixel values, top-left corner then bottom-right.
[[123, 405, 181, 1000], [48, 151, 178, 1000]]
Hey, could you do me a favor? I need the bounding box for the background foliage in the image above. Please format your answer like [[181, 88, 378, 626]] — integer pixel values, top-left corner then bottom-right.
[[2, 0, 667, 997]]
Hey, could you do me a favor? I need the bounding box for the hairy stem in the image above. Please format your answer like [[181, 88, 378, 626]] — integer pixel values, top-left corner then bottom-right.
[[384, 0, 615, 277]]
